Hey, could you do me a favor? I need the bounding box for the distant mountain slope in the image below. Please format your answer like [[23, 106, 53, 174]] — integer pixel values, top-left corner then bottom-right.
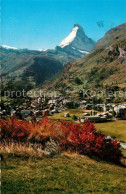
[[0, 48, 62, 91], [44, 23, 126, 91], [0, 24, 95, 92], [0, 24, 95, 66]]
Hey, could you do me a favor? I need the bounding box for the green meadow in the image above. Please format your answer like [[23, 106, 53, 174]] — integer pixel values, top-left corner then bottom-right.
[[2, 153, 126, 193]]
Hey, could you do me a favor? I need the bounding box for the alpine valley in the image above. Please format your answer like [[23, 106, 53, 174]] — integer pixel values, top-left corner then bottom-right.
[[1, 1, 126, 193], [0, 24, 95, 92], [1, 23, 126, 93]]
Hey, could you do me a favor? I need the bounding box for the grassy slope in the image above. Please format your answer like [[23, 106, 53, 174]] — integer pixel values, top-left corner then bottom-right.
[[95, 120, 126, 142], [2, 154, 126, 193]]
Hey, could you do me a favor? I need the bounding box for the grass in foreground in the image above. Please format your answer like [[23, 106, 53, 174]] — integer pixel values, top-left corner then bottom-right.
[[2, 153, 126, 193]]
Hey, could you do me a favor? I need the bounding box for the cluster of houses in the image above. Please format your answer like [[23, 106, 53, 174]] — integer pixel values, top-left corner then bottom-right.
[[0, 94, 126, 123], [78, 104, 126, 122], [0, 96, 67, 121]]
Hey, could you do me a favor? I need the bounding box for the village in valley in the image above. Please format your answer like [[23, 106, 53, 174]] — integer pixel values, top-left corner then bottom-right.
[[1, 89, 126, 123]]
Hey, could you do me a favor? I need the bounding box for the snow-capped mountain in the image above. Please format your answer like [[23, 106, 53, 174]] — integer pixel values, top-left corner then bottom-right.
[[1, 45, 48, 52], [59, 24, 95, 55], [60, 25, 79, 48], [1, 24, 95, 64], [1, 45, 18, 50], [38, 49, 48, 52]]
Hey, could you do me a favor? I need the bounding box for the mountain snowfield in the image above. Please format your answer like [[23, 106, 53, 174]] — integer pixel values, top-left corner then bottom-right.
[[1, 45, 18, 50], [38, 49, 48, 52], [1, 45, 49, 53]]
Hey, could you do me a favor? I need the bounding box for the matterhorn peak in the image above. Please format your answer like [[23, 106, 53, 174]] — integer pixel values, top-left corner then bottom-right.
[[74, 23, 83, 30], [60, 24, 95, 52], [60, 24, 80, 48]]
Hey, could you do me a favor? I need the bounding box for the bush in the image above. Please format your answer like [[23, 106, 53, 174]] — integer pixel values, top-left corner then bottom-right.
[[44, 138, 60, 157], [117, 109, 126, 120], [65, 101, 79, 109], [0, 117, 122, 163], [0, 117, 64, 143], [72, 115, 78, 121], [59, 120, 122, 164], [74, 77, 83, 85], [0, 117, 30, 141]]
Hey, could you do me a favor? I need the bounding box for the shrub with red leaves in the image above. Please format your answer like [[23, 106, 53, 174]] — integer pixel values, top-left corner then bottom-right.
[[0, 117, 30, 141], [0, 117, 122, 163], [59, 120, 122, 164]]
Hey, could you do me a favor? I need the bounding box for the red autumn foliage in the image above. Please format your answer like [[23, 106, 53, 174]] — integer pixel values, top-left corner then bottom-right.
[[0, 117, 122, 163], [59, 120, 122, 163], [0, 117, 30, 141]]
